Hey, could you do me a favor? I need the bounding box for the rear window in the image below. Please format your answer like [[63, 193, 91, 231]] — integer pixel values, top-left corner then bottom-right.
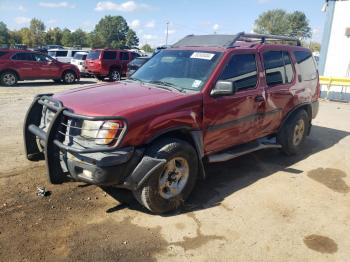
[[73, 53, 87, 60], [102, 51, 117, 60], [87, 50, 101, 60], [120, 52, 129, 60], [294, 51, 317, 81], [0, 51, 7, 57]]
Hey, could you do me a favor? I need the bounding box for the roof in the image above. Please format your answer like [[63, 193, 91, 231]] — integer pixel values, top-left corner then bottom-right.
[[172, 32, 301, 49]]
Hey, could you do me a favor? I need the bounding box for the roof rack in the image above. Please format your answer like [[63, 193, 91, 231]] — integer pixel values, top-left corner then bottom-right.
[[172, 32, 301, 48]]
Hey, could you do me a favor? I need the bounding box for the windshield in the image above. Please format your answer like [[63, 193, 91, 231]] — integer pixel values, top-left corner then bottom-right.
[[131, 50, 223, 91], [87, 50, 101, 60]]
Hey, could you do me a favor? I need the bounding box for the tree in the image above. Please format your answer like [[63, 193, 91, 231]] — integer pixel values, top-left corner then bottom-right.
[[87, 31, 104, 48], [254, 9, 312, 40], [9, 30, 22, 45], [18, 28, 32, 46], [124, 29, 139, 47], [0, 21, 10, 45], [94, 15, 129, 48], [71, 29, 87, 47], [61, 28, 73, 47], [45, 27, 63, 45], [303, 41, 321, 52], [29, 18, 45, 46], [141, 44, 153, 53]]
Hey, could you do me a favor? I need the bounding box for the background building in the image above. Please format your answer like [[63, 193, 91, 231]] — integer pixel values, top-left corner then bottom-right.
[[319, 0, 350, 100]]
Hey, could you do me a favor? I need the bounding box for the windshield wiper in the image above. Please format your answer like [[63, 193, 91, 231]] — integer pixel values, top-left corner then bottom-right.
[[147, 80, 183, 92]]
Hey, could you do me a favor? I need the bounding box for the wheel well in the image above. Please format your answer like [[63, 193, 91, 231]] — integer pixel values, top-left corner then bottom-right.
[[279, 103, 312, 133], [147, 129, 206, 179], [110, 66, 121, 73], [0, 69, 20, 80]]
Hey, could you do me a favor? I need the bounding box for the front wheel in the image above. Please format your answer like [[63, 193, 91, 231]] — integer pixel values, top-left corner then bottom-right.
[[0, 71, 18, 86], [277, 110, 309, 155], [62, 71, 77, 84], [133, 138, 198, 214]]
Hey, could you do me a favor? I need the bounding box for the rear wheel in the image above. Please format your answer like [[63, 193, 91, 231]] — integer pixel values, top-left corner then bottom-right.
[[109, 68, 121, 81], [133, 138, 198, 214], [0, 71, 18, 86], [62, 71, 76, 84], [277, 110, 309, 155]]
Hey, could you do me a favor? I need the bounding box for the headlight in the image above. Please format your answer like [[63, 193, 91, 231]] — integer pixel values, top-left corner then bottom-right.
[[81, 120, 121, 145]]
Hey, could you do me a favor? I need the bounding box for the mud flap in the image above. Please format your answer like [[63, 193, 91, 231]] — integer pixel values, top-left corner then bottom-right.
[[123, 156, 166, 190]]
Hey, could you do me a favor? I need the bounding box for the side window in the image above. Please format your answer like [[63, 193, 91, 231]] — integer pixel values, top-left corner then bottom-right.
[[263, 51, 294, 86], [71, 51, 78, 57], [12, 53, 33, 61], [103, 51, 117, 60], [218, 54, 258, 91], [120, 52, 129, 60], [56, 51, 68, 57], [294, 51, 317, 81]]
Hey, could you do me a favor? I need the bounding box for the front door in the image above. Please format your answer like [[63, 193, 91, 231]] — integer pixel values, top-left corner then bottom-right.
[[32, 53, 60, 78], [203, 51, 266, 154]]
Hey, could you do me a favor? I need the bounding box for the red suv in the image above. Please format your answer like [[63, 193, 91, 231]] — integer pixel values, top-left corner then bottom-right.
[[85, 49, 139, 81], [0, 49, 80, 86], [24, 33, 320, 214]]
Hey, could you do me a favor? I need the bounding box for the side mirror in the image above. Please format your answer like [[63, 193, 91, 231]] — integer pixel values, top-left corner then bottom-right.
[[210, 81, 236, 97]]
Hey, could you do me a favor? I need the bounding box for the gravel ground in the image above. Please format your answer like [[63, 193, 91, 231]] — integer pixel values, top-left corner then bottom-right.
[[0, 79, 350, 261]]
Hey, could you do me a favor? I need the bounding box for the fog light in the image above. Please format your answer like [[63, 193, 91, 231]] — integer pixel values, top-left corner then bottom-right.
[[83, 169, 93, 179]]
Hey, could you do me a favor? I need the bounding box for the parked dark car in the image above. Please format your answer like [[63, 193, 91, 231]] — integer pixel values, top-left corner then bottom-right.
[[0, 49, 80, 86], [24, 33, 320, 214], [127, 56, 150, 77], [85, 49, 139, 81]]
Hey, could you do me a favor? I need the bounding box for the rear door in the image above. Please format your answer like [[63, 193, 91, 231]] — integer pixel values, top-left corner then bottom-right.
[[259, 48, 297, 135], [11, 52, 38, 79], [203, 50, 266, 154], [101, 50, 117, 74]]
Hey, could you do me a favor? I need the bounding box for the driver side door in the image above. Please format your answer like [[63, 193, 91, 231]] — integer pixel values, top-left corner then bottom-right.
[[32, 53, 60, 78], [203, 51, 266, 154]]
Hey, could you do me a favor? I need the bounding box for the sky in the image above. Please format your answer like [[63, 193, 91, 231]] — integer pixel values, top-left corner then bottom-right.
[[0, 0, 326, 47]]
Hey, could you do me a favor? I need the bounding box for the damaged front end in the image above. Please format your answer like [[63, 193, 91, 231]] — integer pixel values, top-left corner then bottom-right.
[[23, 94, 165, 189]]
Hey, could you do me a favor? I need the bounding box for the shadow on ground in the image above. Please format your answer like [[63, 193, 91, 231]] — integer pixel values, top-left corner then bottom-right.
[[104, 125, 350, 215]]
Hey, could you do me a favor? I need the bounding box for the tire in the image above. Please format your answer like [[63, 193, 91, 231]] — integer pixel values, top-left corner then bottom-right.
[[101, 187, 135, 205], [109, 68, 121, 81], [277, 110, 309, 155], [133, 138, 198, 214], [0, 71, 18, 86], [62, 70, 76, 84]]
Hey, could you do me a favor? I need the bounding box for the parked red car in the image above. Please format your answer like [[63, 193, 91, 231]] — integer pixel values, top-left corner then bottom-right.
[[24, 33, 320, 214], [85, 49, 139, 81], [0, 49, 80, 86]]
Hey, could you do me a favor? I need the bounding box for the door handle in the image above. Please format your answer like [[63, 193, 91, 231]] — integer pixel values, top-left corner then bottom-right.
[[255, 95, 265, 102]]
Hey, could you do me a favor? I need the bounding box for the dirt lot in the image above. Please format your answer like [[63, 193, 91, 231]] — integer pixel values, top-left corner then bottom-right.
[[0, 79, 350, 261]]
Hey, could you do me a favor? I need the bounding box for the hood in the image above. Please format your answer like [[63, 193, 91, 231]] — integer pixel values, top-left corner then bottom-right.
[[53, 81, 186, 117]]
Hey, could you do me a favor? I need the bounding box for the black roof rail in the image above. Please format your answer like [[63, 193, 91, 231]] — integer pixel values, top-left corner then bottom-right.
[[231, 32, 301, 47], [172, 32, 301, 48]]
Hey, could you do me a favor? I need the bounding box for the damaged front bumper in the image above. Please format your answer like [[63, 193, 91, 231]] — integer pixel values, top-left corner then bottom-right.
[[23, 94, 165, 190]]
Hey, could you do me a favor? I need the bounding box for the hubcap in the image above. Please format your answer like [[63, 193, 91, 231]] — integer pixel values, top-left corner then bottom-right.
[[111, 71, 120, 81], [293, 119, 305, 146], [159, 157, 189, 199], [64, 72, 75, 83], [3, 73, 16, 86]]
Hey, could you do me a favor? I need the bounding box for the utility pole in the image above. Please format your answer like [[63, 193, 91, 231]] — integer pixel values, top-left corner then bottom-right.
[[165, 21, 169, 46]]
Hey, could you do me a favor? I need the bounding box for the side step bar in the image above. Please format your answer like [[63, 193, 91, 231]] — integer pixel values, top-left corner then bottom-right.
[[208, 138, 281, 163]]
